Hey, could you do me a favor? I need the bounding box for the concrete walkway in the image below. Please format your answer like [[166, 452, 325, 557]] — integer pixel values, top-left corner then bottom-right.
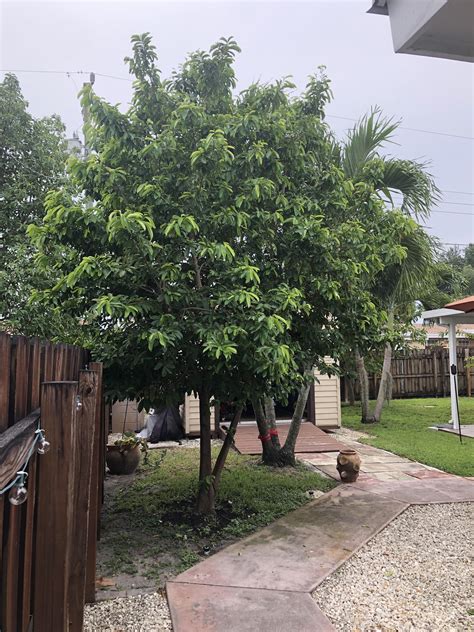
[[167, 434, 474, 632]]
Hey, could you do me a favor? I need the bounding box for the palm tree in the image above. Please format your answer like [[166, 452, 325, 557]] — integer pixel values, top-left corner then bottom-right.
[[341, 109, 440, 423], [370, 229, 435, 422]]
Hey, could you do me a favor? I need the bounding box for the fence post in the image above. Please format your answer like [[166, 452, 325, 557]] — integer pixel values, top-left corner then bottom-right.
[[85, 362, 103, 603], [68, 370, 99, 632], [433, 350, 439, 397], [21, 338, 42, 632], [3, 336, 31, 632], [441, 349, 447, 397], [0, 333, 10, 630], [466, 348, 472, 397], [34, 381, 78, 632]]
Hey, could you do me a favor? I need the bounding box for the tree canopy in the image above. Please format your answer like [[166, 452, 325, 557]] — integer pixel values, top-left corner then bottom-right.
[[0, 73, 68, 333], [419, 244, 474, 310], [29, 33, 417, 510]]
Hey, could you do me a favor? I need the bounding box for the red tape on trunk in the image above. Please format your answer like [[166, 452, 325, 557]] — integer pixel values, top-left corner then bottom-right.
[[269, 429, 279, 437], [258, 433, 271, 443]]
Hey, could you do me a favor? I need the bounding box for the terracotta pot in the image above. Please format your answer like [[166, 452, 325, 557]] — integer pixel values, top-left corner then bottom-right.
[[106, 444, 141, 475], [336, 449, 361, 483]]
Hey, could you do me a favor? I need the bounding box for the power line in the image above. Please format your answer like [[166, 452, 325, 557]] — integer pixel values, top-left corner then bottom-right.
[[438, 200, 474, 207], [442, 189, 473, 196], [0, 68, 132, 82], [431, 210, 473, 216], [439, 242, 471, 247], [327, 114, 473, 141], [2, 68, 473, 141], [95, 72, 132, 83], [390, 193, 474, 207]]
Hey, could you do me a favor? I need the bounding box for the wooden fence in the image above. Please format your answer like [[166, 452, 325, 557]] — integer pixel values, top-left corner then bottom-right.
[[345, 347, 473, 400], [0, 333, 106, 632]]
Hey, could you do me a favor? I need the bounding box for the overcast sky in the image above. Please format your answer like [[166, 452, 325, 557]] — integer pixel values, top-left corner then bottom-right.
[[1, 0, 473, 248]]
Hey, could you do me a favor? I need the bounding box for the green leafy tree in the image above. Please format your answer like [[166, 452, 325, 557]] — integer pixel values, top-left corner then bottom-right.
[[0, 73, 69, 334], [29, 35, 408, 511], [435, 244, 474, 299]]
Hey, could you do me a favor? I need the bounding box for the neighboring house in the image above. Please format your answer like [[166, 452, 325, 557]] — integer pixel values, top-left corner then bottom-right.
[[409, 323, 474, 348], [368, 0, 474, 63], [66, 132, 84, 156]]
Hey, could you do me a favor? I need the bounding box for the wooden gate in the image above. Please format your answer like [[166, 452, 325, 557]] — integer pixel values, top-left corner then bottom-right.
[[0, 333, 106, 632]]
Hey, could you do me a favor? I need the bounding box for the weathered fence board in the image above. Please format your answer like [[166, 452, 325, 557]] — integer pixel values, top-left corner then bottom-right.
[[4, 504, 22, 632], [0, 333, 11, 430], [34, 381, 78, 631], [21, 451, 37, 632], [85, 362, 103, 603], [3, 337, 31, 632], [69, 370, 99, 631]]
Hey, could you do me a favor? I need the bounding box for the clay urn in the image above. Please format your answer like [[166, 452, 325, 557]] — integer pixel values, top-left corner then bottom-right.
[[336, 449, 361, 483]]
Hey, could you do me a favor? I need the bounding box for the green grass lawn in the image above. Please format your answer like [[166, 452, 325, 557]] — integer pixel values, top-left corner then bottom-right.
[[97, 446, 335, 593], [342, 397, 474, 477]]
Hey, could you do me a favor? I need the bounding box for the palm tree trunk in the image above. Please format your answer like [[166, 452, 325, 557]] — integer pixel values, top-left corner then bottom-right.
[[355, 348, 371, 423], [372, 342, 392, 422]]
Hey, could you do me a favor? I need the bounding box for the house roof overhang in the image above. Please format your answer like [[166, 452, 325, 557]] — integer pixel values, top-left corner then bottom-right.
[[421, 307, 474, 326], [445, 295, 474, 312], [367, 0, 388, 15], [368, 0, 474, 63]]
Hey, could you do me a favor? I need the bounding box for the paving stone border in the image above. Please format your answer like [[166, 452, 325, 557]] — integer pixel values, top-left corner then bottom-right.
[[167, 474, 473, 631], [167, 429, 474, 632]]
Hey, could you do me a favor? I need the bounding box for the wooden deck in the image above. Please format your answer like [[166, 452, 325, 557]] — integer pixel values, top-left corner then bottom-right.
[[225, 422, 346, 455]]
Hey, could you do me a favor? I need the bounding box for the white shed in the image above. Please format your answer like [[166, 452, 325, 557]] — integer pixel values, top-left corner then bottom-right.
[[183, 392, 216, 436], [313, 364, 342, 429], [112, 363, 342, 437], [183, 364, 341, 435]]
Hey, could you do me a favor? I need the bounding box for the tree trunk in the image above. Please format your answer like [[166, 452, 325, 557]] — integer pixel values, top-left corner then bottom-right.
[[280, 379, 312, 465], [251, 397, 280, 464], [264, 396, 281, 449], [372, 342, 392, 422], [196, 387, 214, 514], [347, 377, 355, 406], [355, 348, 372, 423], [254, 372, 312, 467], [212, 406, 242, 490]]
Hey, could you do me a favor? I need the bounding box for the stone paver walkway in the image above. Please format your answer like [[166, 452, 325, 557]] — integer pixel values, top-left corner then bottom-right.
[[167, 430, 474, 632], [298, 427, 459, 483]]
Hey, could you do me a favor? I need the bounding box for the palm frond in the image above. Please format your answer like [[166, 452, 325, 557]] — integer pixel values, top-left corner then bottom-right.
[[342, 108, 399, 178], [375, 227, 435, 305], [381, 159, 441, 220]]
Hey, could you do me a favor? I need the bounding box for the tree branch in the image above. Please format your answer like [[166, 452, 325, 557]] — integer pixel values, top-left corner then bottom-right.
[[192, 252, 202, 290], [212, 405, 242, 490]]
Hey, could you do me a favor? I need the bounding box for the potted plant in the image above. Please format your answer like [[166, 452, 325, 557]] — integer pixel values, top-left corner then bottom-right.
[[106, 431, 148, 475]]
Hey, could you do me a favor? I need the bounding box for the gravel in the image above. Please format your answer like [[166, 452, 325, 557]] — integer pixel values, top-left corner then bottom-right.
[[84, 592, 172, 632], [313, 503, 474, 631]]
